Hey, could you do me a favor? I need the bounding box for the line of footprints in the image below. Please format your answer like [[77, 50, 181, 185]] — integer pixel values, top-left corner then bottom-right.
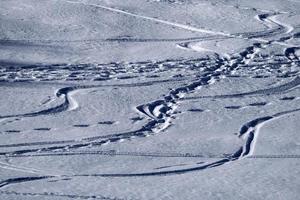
[[1, 95, 297, 135]]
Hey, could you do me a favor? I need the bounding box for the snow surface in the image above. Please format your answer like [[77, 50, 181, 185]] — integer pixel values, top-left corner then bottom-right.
[[0, 0, 300, 199]]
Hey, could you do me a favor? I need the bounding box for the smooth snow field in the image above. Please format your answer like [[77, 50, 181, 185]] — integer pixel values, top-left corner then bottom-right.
[[1, 0, 300, 199]]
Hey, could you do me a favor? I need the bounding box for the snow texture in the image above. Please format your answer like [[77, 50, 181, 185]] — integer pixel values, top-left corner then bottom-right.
[[0, 0, 300, 199]]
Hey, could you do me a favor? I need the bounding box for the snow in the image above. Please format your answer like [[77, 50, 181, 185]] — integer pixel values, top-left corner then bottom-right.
[[0, 0, 300, 199]]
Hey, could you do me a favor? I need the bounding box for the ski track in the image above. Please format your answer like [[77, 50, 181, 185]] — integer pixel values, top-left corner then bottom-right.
[[0, 36, 299, 164], [1, 107, 299, 187], [1, 55, 299, 182], [64, 0, 231, 37], [184, 76, 300, 100], [63, 0, 296, 48], [182, 10, 297, 55], [0, 161, 53, 176], [0, 190, 126, 200], [0, 78, 184, 121], [70, 107, 300, 176], [0, 35, 224, 44]]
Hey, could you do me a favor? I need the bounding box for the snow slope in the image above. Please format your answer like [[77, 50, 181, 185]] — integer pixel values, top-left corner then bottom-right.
[[0, 0, 300, 199]]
